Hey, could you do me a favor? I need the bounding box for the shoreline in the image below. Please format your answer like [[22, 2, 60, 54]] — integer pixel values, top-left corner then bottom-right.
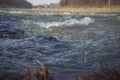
[[32, 6, 120, 12]]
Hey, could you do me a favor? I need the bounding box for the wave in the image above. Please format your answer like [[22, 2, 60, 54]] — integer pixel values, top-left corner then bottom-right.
[[34, 17, 94, 29], [40, 11, 71, 16]]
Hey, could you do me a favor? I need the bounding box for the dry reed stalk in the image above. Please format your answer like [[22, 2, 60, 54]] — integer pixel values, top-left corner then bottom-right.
[[36, 60, 48, 80]]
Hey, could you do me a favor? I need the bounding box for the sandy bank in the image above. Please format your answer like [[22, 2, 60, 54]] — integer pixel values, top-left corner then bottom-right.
[[32, 6, 120, 12]]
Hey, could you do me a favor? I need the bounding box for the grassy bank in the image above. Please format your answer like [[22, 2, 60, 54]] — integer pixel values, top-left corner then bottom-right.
[[32, 6, 120, 12]]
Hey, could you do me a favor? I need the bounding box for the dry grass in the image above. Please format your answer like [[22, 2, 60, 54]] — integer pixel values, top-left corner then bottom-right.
[[0, 61, 119, 80], [76, 67, 120, 80], [32, 6, 120, 12], [22, 60, 53, 80], [22, 68, 50, 80], [0, 61, 53, 80]]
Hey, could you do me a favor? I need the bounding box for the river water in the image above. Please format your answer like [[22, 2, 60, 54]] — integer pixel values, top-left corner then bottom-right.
[[0, 8, 120, 80]]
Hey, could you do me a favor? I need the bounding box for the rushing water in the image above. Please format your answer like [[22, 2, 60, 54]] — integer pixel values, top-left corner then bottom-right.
[[0, 8, 120, 80]]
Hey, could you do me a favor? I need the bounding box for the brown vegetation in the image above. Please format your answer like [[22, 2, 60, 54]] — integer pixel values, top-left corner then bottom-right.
[[0, 61, 53, 80], [76, 67, 120, 80], [0, 67, 119, 80], [0, 69, 53, 80], [33, 6, 120, 12], [0, 61, 119, 80], [59, 0, 120, 7]]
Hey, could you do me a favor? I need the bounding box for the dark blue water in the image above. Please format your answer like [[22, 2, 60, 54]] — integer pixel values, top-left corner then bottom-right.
[[0, 8, 120, 80]]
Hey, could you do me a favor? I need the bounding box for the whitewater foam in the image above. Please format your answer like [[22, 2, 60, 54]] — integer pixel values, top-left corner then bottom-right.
[[34, 17, 94, 29]]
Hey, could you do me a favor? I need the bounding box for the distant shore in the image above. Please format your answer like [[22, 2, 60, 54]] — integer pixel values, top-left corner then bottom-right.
[[32, 6, 120, 12]]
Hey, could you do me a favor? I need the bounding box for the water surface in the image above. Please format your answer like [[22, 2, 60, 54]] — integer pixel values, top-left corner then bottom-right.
[[0, 8, 120, 80]]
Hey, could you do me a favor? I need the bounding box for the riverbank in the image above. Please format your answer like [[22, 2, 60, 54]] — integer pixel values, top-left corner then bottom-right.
[[32, 6, 120, 12]]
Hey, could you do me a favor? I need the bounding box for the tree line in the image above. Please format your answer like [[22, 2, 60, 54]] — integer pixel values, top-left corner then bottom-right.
[[0, 0, 32, 8], [59, 0, 120, 7]]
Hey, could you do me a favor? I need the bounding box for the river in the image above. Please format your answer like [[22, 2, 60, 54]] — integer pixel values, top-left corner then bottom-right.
[[0, 8, 120, 80]]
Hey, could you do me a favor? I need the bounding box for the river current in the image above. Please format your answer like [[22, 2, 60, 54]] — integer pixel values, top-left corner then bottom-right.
[[0, 8, 120, 80]]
